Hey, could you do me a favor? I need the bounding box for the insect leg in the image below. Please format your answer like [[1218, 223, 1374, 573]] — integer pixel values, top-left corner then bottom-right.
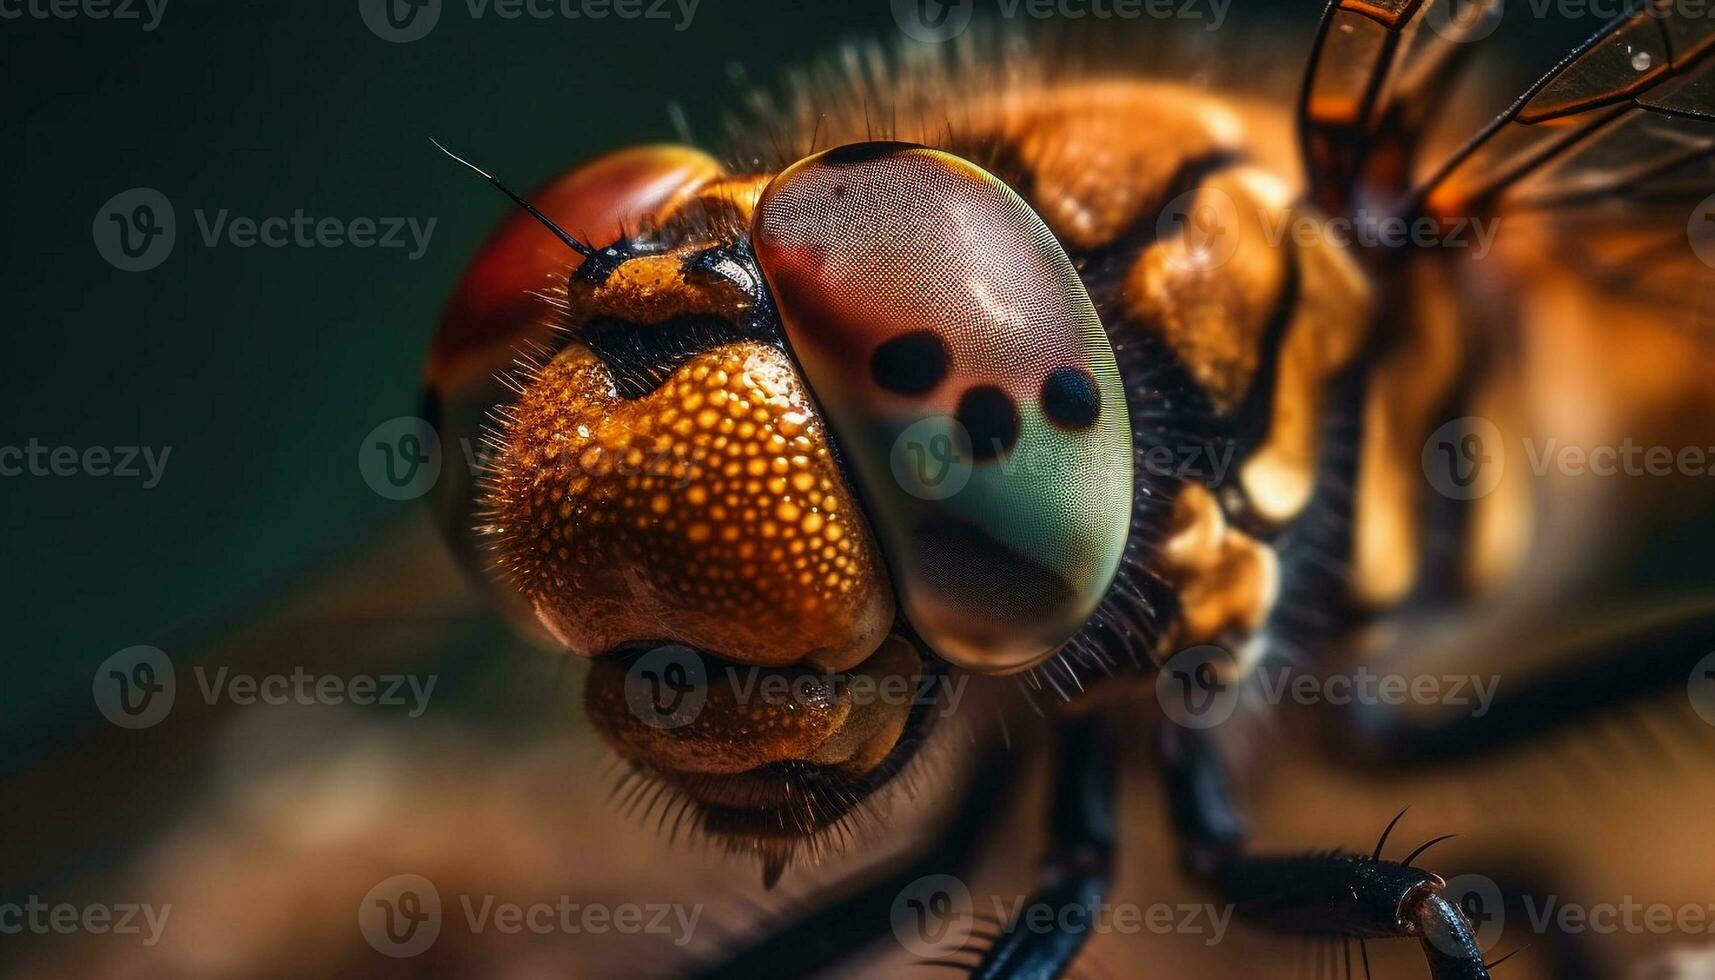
[[1158, 724, 1492, 980], [967, 715, 1114, 980]]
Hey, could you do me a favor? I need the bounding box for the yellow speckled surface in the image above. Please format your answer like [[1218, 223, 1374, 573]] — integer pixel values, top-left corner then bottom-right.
[[485, 341, 894, 670]]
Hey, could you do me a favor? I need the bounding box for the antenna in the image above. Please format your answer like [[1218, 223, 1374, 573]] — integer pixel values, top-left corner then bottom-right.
[[430, 138, 593, 257]]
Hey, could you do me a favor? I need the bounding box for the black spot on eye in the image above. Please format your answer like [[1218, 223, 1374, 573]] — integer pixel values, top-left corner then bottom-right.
[[871, 331, 948, 396], [1041, 367, 1101, 430], [957, 385, 1020, 461], [832, 184, 848, 199], [821, 141, 921, 166]]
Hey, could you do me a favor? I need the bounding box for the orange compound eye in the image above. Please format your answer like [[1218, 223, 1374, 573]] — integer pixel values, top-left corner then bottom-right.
[[482, 340, 896, 671], [427, 145, 725, 633]]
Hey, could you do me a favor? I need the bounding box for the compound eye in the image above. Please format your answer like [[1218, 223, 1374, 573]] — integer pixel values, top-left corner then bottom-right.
[[752, 143, 1133, 674], [427, 146, 727, 636], [483, 341, 896, 671], [428, 144, 725, 396]]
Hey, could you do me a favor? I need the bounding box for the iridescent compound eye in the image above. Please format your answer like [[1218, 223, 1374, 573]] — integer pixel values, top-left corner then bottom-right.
[[752, 142, 1133, 674], [426, 144, 731, 642]]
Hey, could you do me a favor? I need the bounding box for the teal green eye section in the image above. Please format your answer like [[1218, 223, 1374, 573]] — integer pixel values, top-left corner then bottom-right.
[[751, 143, 1133, 673]]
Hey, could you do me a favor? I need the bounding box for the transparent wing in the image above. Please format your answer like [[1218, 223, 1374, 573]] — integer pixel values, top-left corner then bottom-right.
[[1298, 0, 1492, 210], [1300, 1, 1715, 220], [1301, 0, 1715, 327], [1414, 3, 1715, 329]]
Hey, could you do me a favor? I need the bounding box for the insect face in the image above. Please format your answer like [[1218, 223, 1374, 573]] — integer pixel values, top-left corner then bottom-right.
[[437, 141, 1137, 680], [431, 138, 1143, 858], [409, 9, 1715, 975]]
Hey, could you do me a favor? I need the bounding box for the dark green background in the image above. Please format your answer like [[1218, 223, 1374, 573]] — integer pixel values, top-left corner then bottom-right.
[[2, 0, 916, 747]]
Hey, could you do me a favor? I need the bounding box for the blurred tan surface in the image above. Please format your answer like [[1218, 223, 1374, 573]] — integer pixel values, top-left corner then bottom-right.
[[6, 518, 1713, 979]]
